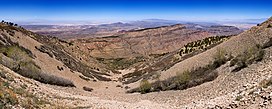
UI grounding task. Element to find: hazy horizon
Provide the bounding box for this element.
[1,0,271,25]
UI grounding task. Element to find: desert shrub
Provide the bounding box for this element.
[259,77,272,88]
[79,75,90,81]
[212,48,228,68]
[0,45,74,87]
[0,55,17,70]
[83,86,93,92]
[35,45,54,58]
[0,71,6,79]
[37,72,75,87]
[175,70,190,85]
[128,66,219,94]
[1,46,31,63]
[235,95,243,101]
[139,80,151,94]
[125,86,130,89]
[57,66,63,71]
[116,85,123,88]
[268,24,272,28]
[0,81,19,108]
[231,45,265,72]
[17,62,75,87]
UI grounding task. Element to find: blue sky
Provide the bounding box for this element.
[0,0,271,24]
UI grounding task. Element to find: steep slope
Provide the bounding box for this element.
[0,22,112,90]
[160,17,272,80]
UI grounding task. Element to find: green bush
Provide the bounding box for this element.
[139,80,151,94]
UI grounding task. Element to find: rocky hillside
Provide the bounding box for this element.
[0,17,271,108]
[0,21,115,88]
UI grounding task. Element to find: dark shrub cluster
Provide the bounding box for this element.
[79,75,90,81]
[35,46,54,58]
[268,24,272,28]
[1,20,18,27]
[180,35,230,56]
[57,66,64,71]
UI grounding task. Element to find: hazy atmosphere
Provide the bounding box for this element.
[1,0,271,24]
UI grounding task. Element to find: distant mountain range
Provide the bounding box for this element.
[22,19,245,39]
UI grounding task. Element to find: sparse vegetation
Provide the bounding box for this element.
[0,70,50,108]
[0,45,75,87]
[0,80,19,108]
[230,44,265,72]
[102,35,120,38]
[79,75,90,81]
[97,56,145,70]
[259,77,272,88]
[235,95,243,101]
[35,45,54,58]
[149,53,168,58]
[139,80,151,94]
[175,70,190,86]
[83,86,93,92]
[35,44,111,81]
[128,48,231,94]
[212,48,229,68]
[19,66,75,87]
[57,66,64,71]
